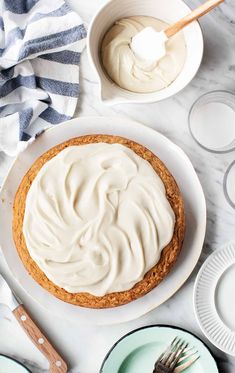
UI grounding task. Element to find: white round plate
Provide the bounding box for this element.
[194,241,235,356]
[0,117,206,325]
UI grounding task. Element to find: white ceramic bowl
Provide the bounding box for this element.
[87,0,204,105]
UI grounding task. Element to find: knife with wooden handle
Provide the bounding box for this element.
[0,273,67,373]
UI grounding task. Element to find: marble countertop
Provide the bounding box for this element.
[0,0,235,372]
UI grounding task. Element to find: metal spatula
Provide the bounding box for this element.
[0,273,67,373]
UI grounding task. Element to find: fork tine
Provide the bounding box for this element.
[162,338,183,367]
[182,346,194,353]
[165,340,182,366]
[160,346,172,364]
[161,337,180,365]
[171,337,178,346]
[177,349,198,363]
[154,352,164,366]
[174,354,200,373]
[160,337,178,364]
[168,340,188,368]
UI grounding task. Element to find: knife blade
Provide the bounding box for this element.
[0,273,67,373]
[0,273,21,311]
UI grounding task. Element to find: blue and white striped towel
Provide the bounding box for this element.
[0,0,86,156]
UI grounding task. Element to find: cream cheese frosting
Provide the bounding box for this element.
[23,143,175,296]
[101,16,187,93]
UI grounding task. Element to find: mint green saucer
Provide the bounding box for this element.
[0,355,31,373]
[100,325,218,373]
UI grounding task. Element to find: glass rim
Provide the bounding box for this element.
[223,160,235,210]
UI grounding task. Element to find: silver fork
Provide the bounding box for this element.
[153,337,199,373]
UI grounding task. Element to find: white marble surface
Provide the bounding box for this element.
[0,0,235,372]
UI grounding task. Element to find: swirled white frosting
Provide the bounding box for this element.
[101,16,186,93]
[23,143,175,296]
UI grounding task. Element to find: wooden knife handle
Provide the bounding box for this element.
[13,304,67,373]
[165,0,224,38]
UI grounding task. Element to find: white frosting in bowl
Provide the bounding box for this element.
[23,143,175,296]
[101,16,186,93]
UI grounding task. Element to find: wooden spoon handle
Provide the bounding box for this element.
[13,305,67,373]
[165,0,224,38]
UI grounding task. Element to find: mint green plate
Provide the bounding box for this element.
[100,326,218,373]
[0,355,31,373]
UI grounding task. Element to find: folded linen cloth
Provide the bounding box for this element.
[0,0,86,156]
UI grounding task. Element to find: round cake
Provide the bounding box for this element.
[13,135,185,308]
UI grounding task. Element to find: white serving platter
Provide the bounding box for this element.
[0,116,206,325]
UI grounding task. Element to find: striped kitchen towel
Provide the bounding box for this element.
[0,0,86,156]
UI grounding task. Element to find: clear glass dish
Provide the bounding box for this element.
[189,91,235,209]
[188,91,235,153]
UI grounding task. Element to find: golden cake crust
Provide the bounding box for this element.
[13,134,185,308]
